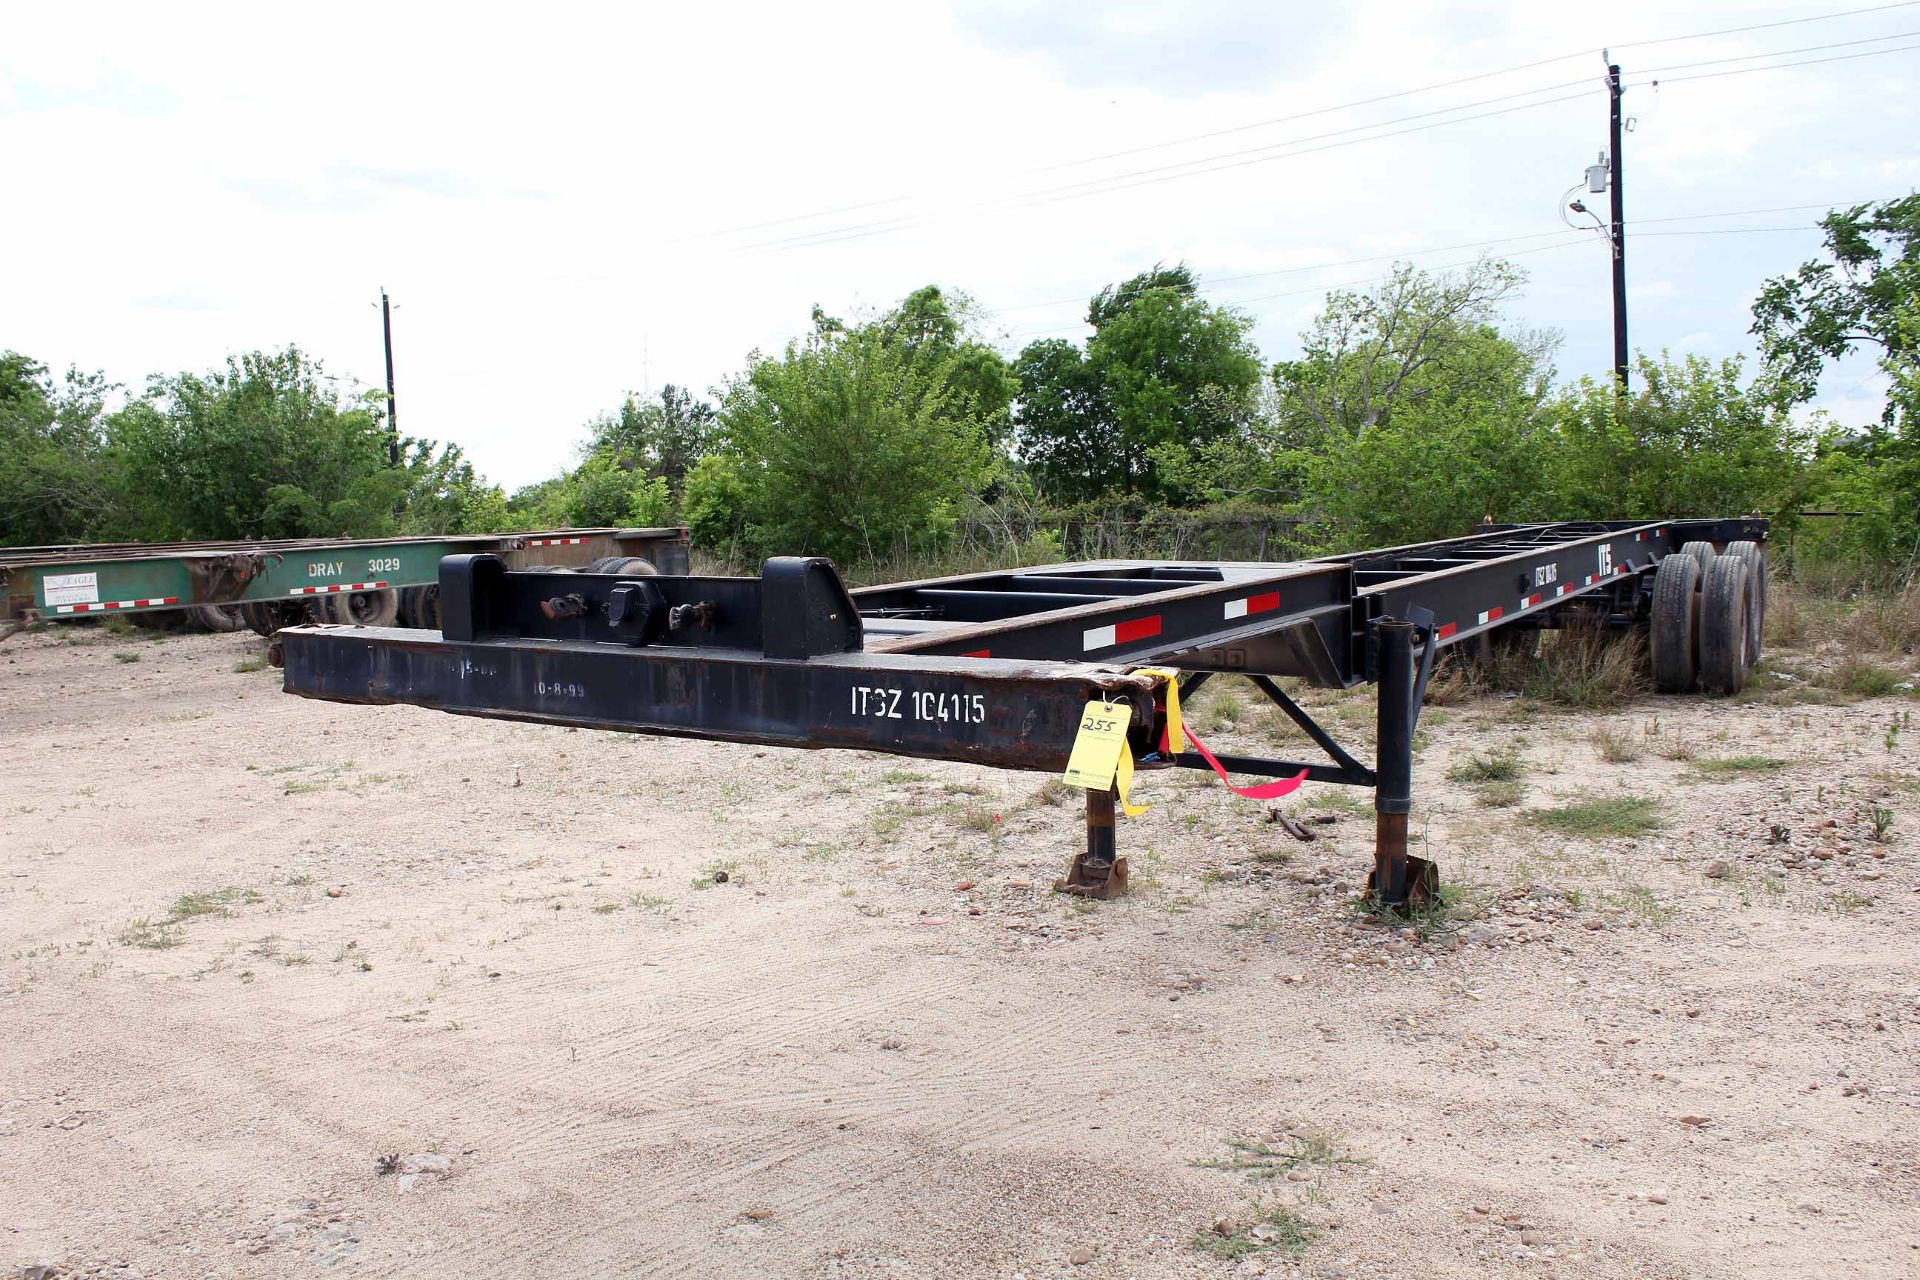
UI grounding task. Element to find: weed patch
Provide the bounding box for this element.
[1474,779,1524,808]
[1589,724,1640,763]
[1692,755,1788,776]
[1528,794,1664,839]
[1191,1130,1360,1179]
[1445,748,1522,782]
[1191,1205,1321,1260]
[1822,657,1906,698]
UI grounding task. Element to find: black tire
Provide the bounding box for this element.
[581,556,658,576]
[239,600,307,637]
[1699,555,1751,695]
[1651,552,1700,694]
[1678,540,1717,583]
[186,604,246,633]
[318,588,400,627]
[400,583,441,630]
[1722,540,1765,664]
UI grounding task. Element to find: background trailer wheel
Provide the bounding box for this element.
[581,556,658,576]
[1699,555,1752,695]
[186,603,246,632]
[240,600,308,637]
[400,583,441,630]
[1722,539,1765,664]
[1678,539,1716,582]
[1651,552,1700,693]
[320,589,400,627]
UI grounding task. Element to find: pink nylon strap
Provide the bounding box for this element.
[1182,724,1309,800]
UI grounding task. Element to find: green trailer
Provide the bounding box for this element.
[0,527,689,636]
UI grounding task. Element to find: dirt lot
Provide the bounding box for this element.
[1,619,1916,1279]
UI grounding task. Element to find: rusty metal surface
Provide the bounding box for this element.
[276,624,1158,773]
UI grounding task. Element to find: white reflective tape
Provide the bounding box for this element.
[1082,623,1118,651]
[53,596,178,614]
[1224,598,1249,620]
[291,581,389,595]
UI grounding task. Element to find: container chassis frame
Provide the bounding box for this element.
[271,517,1767,907]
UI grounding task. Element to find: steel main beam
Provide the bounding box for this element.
[275,625,1158,773]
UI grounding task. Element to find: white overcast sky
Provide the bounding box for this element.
[3,1,1916,491]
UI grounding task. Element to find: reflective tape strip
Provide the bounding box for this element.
[289,581,390,595]
[1520,593,1543,609]
[54,597,178,614]
[1082,614,1163,651]
[1223,590,1282,621]
[1435,622,1457,640]
[1477,606,1505,626]
[529,537,587,547]
[960,648,990,658]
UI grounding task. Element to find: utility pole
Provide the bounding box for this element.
[380,288,399,467]
[1606,58,1629,392]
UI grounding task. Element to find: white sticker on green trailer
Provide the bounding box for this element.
[42,572,100,607]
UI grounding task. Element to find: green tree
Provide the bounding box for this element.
[1752,196,1920,568]
[687,290,998,563]
[1549,353,1820,523]
[102,347,501,540]
[558,454,673,527]
[1013,264,1261,503]
[582,384,717,487]
[0,353,119,545]
[1259,260,1558,546]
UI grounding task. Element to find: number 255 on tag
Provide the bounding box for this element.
[1062,703,1129,790]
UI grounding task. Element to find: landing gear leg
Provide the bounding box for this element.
[1055,785,1128,899]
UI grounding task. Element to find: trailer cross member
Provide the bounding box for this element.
[273,517,1768,911]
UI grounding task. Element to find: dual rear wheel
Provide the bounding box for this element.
[1651,539,1764,695]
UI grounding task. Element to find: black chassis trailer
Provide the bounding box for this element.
[273,517,1768,907]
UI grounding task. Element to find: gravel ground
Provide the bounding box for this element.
[1,620,1915,1279]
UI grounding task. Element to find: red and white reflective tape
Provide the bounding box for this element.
[529,536,588,547]
[1082,615,1162,651]
[54,596,177,614]
[1477,605,1505,626]
[1435,622,1458,640]
[960,648,991,659]
[1519,592,1544,610]
[1223,590,1281,621]
[289,581,390,595]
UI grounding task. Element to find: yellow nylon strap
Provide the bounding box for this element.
[1116,741,1150,817]
[1132,666,1183,759]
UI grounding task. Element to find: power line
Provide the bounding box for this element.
[749,88,1599,255]
[744,36,1919,257]
[991,196,1892,318]
[1001,211,1870,341]
[1638,27,1919,75]
[1645,38,1920,85]
[695,1,1920,250]
[1611,0,1920,51]
[1051,0,1920,175]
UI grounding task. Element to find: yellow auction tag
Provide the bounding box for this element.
[1062,699,1130,791]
